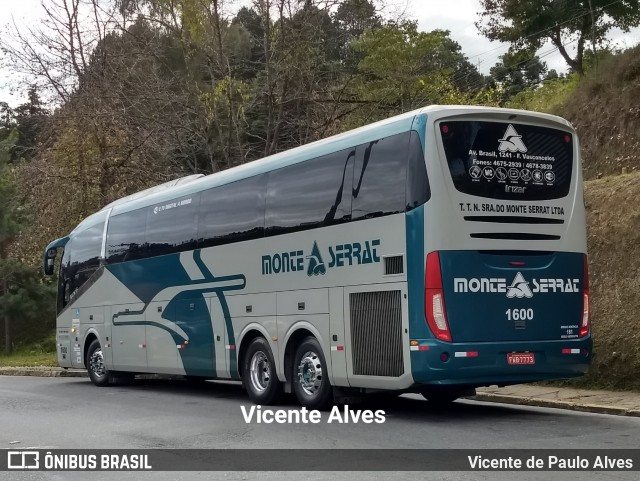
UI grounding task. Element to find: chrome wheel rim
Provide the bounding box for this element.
[297,351,322,396]
[89,348,106,378]
[249,351,272,393]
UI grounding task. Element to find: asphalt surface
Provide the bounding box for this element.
[1,376,639,481]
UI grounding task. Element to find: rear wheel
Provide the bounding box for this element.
[242,337,283,405]
[292,337,333,410]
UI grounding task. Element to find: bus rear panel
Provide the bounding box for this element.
[410,113,591,388]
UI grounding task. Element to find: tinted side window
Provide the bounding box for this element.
[406,130,430,210]
[106,208,147,264]
[58,244,72,311]
[69,221,105,295]
[146,194,200,257]
[265,149,354,236]
[72,222,104,271]
[352,132,409,221]
[198,175,266,248]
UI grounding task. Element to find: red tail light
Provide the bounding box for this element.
[580,254,590,338]
[425,252,452,342]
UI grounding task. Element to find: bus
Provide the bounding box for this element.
[43,105,591,409]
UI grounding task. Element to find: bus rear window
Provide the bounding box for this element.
[440,121,573,201]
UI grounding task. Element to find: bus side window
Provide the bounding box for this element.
[198,175,267,248]
[106,208,147,264]
[146,193,200,257]
[406,130,430,210]
[352,131,409,221]
[58,244,72,312]
[63,280,71,307]
[265,148,354,236]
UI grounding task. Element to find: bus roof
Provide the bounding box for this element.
[69,105,573,235]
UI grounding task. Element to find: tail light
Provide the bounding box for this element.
[580,254,590,337]
[425,252,452,342]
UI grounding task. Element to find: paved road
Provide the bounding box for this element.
[1,376,638,481]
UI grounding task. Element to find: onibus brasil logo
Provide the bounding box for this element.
[454,271,579,296]
[262,239,381,276]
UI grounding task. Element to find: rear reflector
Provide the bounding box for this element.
[454,351,479,358]
[562,348,580,355]
[425,252,452,342]
[410,345,430,351]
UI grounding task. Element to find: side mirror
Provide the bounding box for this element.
[44,248,56,275]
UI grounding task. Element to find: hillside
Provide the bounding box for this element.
[584,172,640,389]
[510,47,640,389]
[558,46,640,180]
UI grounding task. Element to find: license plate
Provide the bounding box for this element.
[507,352,535,365]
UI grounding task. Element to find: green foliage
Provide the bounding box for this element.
[507,74,580,113]
[0,333,57,367]
[0,258,56,350]
[0,129,22,254]
[477,0,640,75]
[490,50,548,104]
[0,91,56,352]
[348,21,478,121]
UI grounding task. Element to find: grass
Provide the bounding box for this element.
[0,350,57,367]
[0,333,58,367]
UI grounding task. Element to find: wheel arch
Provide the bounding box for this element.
[82,328,101,369]
[237,323,274,379]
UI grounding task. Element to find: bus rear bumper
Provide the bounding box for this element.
[410,337,592,387]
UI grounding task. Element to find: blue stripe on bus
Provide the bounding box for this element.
[405,204,429,342]
[107,251,245,378]
[193,249,239,378]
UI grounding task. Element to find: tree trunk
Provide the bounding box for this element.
[3,277,10,353]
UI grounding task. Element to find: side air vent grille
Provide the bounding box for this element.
[350,290,403,377]
[470,233,561,241]
[464,216,564,225]
[384,256,404,275]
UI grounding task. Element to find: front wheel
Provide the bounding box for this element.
[86,339,110,387]
[242,337,283,405]
[292,337,333,410]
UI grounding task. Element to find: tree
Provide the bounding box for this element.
[0,128,54,352]
[476,0,640,76]
[348,22,473,121]
[490,50,548,103]
[9,87,48,162]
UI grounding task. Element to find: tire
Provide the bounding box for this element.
[421,387,476,406]
[292,337,333,410]
[242,337,283,405]
[86,339,111,387]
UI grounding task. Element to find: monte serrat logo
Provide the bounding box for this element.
[498,124,528,153]
[307,241,326,276]
[262,239,381,276]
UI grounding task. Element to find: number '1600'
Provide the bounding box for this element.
[505,308,534,321]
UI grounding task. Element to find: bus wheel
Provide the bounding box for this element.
[86,339,111,387]
[242,337,282,405]
[292,337,332,410]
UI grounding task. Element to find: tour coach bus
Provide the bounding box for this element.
[43,105,591,408]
